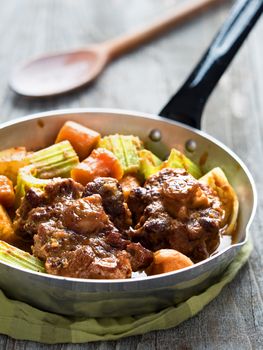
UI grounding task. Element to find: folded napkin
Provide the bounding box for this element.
[0,239,252,344]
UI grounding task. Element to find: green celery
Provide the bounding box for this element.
[28,140,79,178]
[139,149,162,179]
[16,141,79,203]
[140,148,202,179]
[99,134,142,174]
[164,149,202,179]
[0,240,45,273]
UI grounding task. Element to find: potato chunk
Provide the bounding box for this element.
[0,147,29,184]
[146,249,193,275]
[0,175,15,207]
[0,204,19,244]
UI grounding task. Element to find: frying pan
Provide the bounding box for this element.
[0,0,261,317]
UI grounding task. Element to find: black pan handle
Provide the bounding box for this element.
[159,0,263,129]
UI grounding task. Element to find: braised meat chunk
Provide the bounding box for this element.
[83,177,132,230]
[14,178,84,238]
[45,244,132,280]
[128,168,224,262]
[126,242,154,271]
[62,195,110,235]
[15,178,152,279]
[35,225,133,279]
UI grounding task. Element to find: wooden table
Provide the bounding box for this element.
[0,0,262,348]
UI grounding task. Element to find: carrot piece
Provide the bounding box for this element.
[146,249,193,275]
[55,121,101,161]
[71,148,123,185]
[0,175,15,207]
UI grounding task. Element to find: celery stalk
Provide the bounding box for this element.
[140,148,202,179]
[16,141,79,203]
[0,240,45,272]
[16,165,49,201]
[164,149,202,179]
[99,134,142,174]
[139,149,162,178]
[28,140,79,178]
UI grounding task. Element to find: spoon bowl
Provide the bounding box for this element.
[10,48,108,97]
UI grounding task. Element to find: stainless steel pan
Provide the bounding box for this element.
[0,0,261,317]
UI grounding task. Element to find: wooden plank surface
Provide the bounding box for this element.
[0,0,262,348]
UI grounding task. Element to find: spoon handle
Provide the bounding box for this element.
[160,0,263,129]
[103,0,225,60]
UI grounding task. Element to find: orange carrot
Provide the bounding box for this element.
[71,148,123,185]
[0,175,15,207]
[55,121,101,161]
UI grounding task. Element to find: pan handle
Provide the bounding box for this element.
[159,0,263,129]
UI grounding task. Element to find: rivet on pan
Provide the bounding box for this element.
[185,139,197,152]
[149,129,162,142]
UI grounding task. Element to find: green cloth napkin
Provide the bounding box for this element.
[0,239,252,344]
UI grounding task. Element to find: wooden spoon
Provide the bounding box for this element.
[9,0,224,98]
